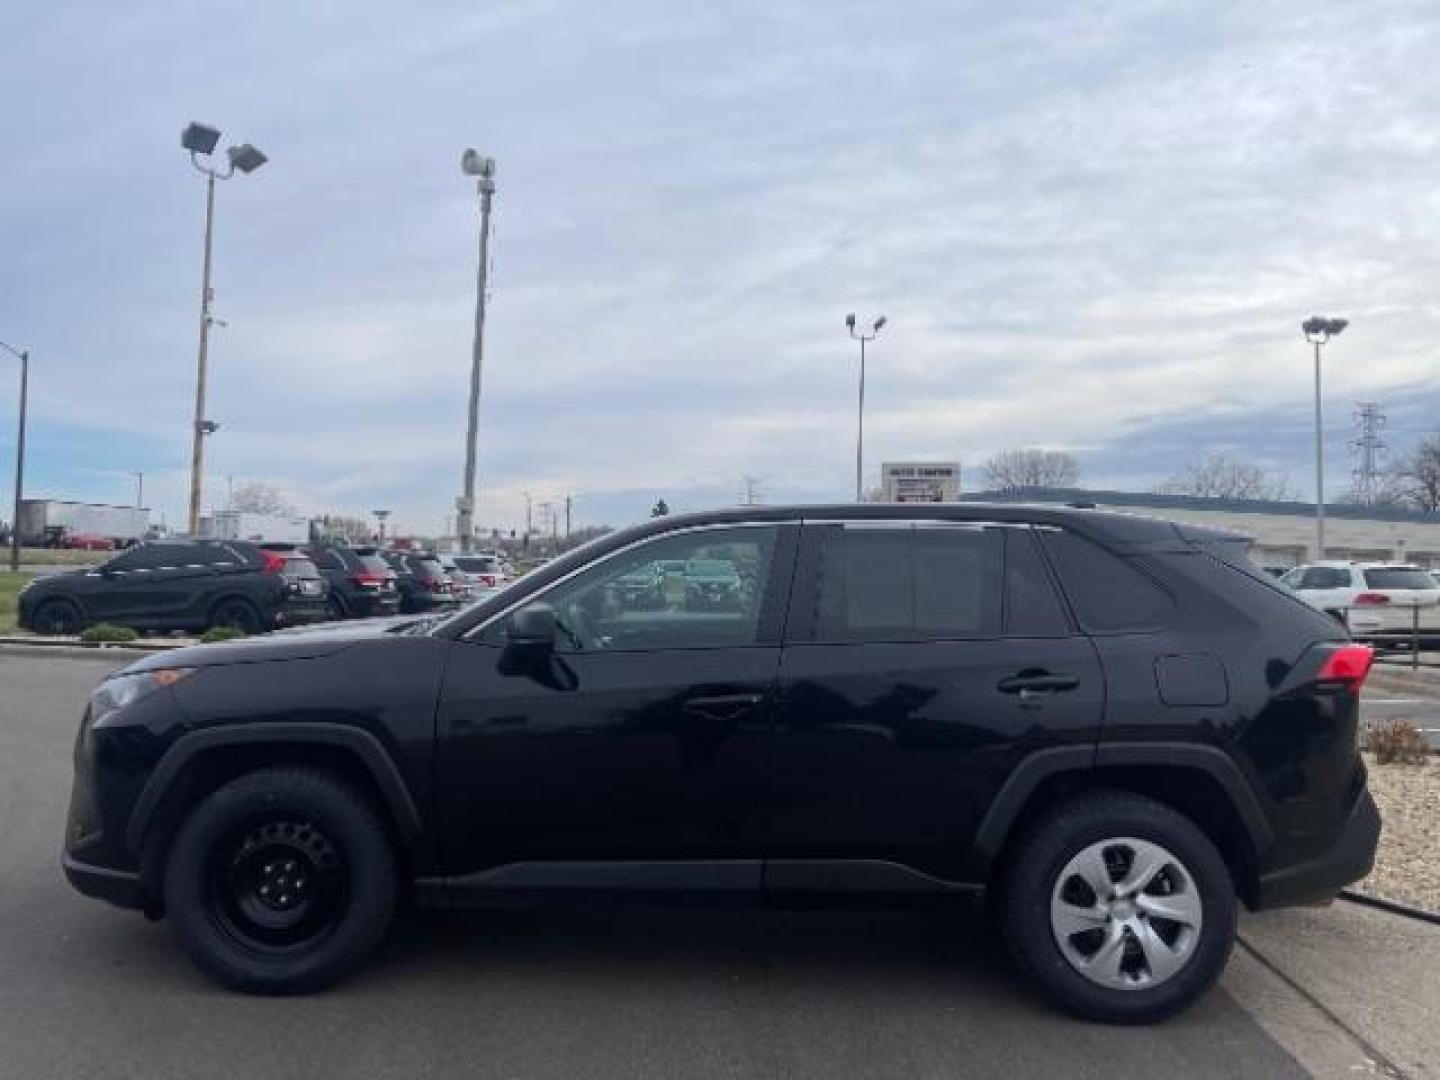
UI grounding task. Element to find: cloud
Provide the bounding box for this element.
[4,0,1440,533]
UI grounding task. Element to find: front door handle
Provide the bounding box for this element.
[683,692,764,721]
[996,672,1080,696]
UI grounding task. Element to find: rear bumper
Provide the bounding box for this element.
[1253,789,1381,909]
[275,600,330,626]
[62,853,145,911]
[350,594,401,617]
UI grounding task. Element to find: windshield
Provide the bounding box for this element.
[356,554,390,574]
[280,555,321,579]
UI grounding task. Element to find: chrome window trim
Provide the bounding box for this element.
[462,519,788,640]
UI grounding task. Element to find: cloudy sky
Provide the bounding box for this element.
[3,0,1440,536]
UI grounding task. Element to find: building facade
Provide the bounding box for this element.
[960,487,1440,569]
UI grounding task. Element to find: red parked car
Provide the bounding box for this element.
[62,532,114,551]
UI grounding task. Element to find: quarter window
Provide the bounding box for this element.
[1038,529,1173,633]
[811,525,1002,642]
[1004,529,1071,636]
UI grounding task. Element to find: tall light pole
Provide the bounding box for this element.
[457,149,497,555]
[845,313,887,501]
[181,121,267,535]
[1,339,28,572]
[132,471,144,509]
[1302,316,1349,559]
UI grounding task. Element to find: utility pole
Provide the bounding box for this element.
[844,314,887,501]
[523,490,533,537]
[132,471,144,509]
[181,121,267,535]
[456,150,497,555]
[1302,317,1348,559]
[0,340,28,573]
[564,495,572,540]
[1351,403,1386,506]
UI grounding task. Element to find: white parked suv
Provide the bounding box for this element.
[1280,561,1440,640]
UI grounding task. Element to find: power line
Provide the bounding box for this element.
[1350,402,1387,505]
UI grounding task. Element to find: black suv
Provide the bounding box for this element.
[62,506,1380,1022]
[305,545,401,620]
[380,550,456,613]
[19,539,329,636]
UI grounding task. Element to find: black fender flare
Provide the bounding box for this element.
[974,741,1274,860]
[125,722,424,854]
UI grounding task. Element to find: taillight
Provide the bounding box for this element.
[352,572,387,587]
[1315,644,1374,688]
[259,550,286,575]
[1352,592,1391,606]
[479,574,497,587]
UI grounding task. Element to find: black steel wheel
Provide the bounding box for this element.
[163,768,397,994]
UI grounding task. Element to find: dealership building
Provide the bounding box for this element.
[953,487,1440,570]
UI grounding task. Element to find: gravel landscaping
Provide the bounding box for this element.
[1357,752,1440,913]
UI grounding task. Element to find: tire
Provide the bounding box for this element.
[162,767,398,994]
[210,598,263,635]
[999,790,1236,1024]
[326,596,349,621]
[31,599,84,636]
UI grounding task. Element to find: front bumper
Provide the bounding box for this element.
[1253,789,1381,909]
[63,853,144,911]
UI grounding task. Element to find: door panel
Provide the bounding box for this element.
[767,636,1103,882]
[764,522,1105,885]
[436,643,779,875]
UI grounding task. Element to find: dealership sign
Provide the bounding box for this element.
[881,462,960,503]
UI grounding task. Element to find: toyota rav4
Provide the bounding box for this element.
[62,505,1380,1023]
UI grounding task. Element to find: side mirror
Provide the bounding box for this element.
[506,604,556,649]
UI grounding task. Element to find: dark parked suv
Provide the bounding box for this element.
[62,505,1380,1022]
[380,550,456,613]
[306,545,401,620]
[19,539,329,635]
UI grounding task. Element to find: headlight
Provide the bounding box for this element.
[91,668,195,720]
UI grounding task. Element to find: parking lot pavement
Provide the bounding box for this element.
[0,655,1419,1080]
[1362,689,1440,751]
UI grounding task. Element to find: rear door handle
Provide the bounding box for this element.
[684,692,764,720]
[996,672,1080,696]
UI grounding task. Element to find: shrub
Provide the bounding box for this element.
[1364,719,1431,765]
[200,625,246,644]
[80,623,138,645]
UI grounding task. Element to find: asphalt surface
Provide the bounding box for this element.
[0,653,1384,1079]
[1362,684,1440,750]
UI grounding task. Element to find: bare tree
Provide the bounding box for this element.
[229,482,295,516]
[1387,435,1440,512]
[1155,453,1294,501]
[983,448,1080,491]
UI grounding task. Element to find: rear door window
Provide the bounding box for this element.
[810,525,1002,642]
[1298,567,1352,590]
[1038,529,1173,633]
[1003,529,1072,636]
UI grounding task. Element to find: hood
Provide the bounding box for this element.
[117,615,430,675]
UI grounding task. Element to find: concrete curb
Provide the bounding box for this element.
[0,634,184,652]
[0,644,154,661]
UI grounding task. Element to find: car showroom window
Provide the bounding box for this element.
[517,527,777,652]
[813,525,1002,642]
[1038,528,1174,633]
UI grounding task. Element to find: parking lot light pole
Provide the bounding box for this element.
[1302,316,1349,559]
[181,121,267,535]
[457,150,497,555]
[1,339,28,572]
[845,314,887,501]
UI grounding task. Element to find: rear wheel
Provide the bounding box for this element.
[325,596,349,621]
[31,599,83,636]
[210,599,262,635]
[162,768,397,994]
[999,790,1236,1024]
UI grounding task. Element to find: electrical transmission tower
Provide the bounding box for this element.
[740,474,763,505]
[1350,402,1387,505]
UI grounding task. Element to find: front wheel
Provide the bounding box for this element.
[162,768,398,994]
[999,790,1236,1024]
[30,599,84,636]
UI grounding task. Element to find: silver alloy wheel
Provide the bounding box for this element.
[1049,836,1203,990]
